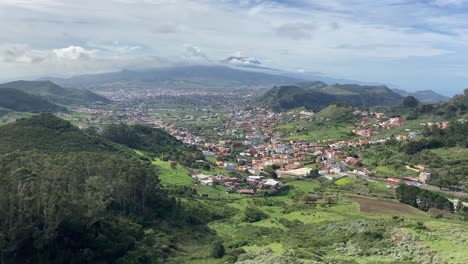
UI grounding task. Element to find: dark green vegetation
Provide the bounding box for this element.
[0,88,65,113]
[396,185,453,211]
[0,114,115,154]
[0,80,109,106]
[389,89,467,121]
[102,124,204,167]
[261,82,403,111]
[0,114,216,263]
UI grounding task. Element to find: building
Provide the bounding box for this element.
[386,177,400,188]
[277,167,312,179]
[419,172,431,184]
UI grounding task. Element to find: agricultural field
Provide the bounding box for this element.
[152,158,195,186]
[167,178,468,264]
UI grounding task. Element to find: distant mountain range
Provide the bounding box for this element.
[260,81,403,111]
[45,64,450,105]
[392,89,449,103]
[48,65,302,90]
[0,80,109,113]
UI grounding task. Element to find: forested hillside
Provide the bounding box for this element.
[0,88,65,113]
[261,82,402,111]
[0,114,213,263]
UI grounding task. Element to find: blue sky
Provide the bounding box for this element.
[0,0,467,95]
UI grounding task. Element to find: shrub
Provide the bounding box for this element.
[243,206,268,223]
[210,242,225,259]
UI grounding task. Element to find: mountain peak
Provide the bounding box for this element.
[223,52,261,65]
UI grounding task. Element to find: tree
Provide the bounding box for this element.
[210,242,225,259]
[243,206,268,223]
[402,96,420,108]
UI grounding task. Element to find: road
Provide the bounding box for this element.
[348,172,468,198]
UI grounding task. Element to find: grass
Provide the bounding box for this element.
[430,147,468,161]
[243,242,284,255]
[334,176,357,185]
[415,221,468,264]
[283,125,351,142]
[152,159,194,186]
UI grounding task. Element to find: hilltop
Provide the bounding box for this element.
[260,82,403,111]
[392,88,450,103]
[0,88,66,113]
[0,113,115,153]
[0,80,110,106]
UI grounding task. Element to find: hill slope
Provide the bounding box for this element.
[261,82,403,111]
[0,114,212,263]
[0,113,115,153]
[0,80,110,106]
[102,123,203,166]
[0,88,66,113]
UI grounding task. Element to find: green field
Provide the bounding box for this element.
[430,147,468,161]
[152,158,195,186]
[283,125,351,142]
[334,176,358,185]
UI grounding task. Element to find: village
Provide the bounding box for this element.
[69,90,458,198]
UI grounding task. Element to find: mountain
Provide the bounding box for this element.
[0,88,66,113]
[0,80,110,106]
[392,88,449,103]
[48,65,302,90]
[261,82,403,111]
[223,55,261,65]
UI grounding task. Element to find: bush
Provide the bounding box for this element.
[243,206,268,223]
[210,242,225,259]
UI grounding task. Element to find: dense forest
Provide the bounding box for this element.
[0,114,215,263]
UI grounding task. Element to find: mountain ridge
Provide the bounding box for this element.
[261,82,403,111]
[0,80,110,106]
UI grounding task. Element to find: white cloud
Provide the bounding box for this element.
[0,0,467,93]
[52,46,97,60]
[274,22,317,40]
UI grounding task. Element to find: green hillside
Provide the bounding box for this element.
[102,123,204,166]
[0,80,110,106]
[0,113,116,154]
[0,88,66,113]
[0,114,218,263]
[261,82,403,111]
[317,104,355,122]
[388,90,468,120]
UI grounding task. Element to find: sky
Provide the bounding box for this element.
[0,0,468,95]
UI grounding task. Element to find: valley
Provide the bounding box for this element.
[0,77,466,263]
